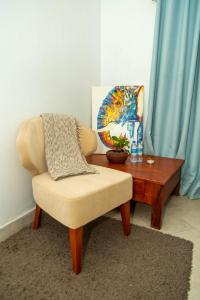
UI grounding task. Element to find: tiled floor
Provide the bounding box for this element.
[107,196,200,300]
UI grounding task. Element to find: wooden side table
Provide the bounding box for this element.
[86,154,184,230]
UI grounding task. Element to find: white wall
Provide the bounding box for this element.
[101,0,156,125]
[0,0,100,227]
[0,0,156,229]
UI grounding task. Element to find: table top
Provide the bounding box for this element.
[86,154,184,186]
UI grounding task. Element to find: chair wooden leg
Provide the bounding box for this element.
[69,227,84,274]
[32,204,42,230]
[120,201,131,236]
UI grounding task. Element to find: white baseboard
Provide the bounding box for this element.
[0,207,35,242]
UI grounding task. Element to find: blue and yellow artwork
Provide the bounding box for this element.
[92,85,144,154]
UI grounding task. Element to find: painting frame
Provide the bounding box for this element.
[92,85,144,154]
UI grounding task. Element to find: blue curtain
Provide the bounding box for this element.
[144,0,200,199]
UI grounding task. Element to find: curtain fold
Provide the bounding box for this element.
[144,0,200,199]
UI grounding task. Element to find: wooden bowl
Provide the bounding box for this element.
[106,150,129,164]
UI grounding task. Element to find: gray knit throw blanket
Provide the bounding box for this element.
[41,113,97,180]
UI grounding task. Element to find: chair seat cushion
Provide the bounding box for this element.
[32,165,132,229]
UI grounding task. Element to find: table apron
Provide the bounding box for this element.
[132,169,181,205]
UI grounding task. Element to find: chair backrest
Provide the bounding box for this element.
[16,117,97,176]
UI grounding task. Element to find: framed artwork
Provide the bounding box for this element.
[92,85,144,154]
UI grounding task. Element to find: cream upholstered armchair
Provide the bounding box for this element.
[16,117,132,274]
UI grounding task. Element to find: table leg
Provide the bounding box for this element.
[120,201,131,236]
[151,199,162,230]
[131,199,137,213]
[173,181,180,196]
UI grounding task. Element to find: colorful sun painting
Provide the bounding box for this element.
[92,85,144,154]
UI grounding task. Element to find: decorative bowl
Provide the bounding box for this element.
[106,150,129,164]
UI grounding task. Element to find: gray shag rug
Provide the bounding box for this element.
[0,215,193,300]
